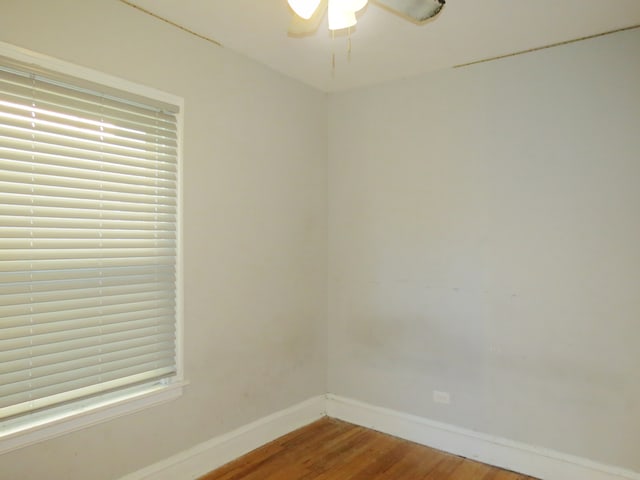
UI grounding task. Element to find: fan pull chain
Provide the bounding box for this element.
[331,29,336,78]
[347,27,352,62]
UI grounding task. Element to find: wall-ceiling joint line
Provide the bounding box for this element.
[118,0,224,48]
[453,24,640,69]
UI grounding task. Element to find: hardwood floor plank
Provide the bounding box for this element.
[372,444,445,479]
[205,440,285,480]
[447,458,494,478]
[306,430,393,478]
[198,418,539,480]
[481,468,528,479]
[419,455,465,479]
[349,442,412,479]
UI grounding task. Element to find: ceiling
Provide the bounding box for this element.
[125,0,640,92]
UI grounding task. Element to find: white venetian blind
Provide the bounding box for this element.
[0,58,179,421]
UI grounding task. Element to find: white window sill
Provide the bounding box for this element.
[0,380,187,455]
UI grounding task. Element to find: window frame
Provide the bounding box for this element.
[0,41,185,455]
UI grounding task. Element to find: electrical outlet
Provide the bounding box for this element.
[433,390,451,405]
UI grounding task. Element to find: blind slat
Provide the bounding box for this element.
[0,98,178,144]
[0,322,176,358]
[0,69,178,127]
[0,366,176,420]
[0,156,177,190]
[0,338,176,374]
[0,348,175,388]
[0,113,177,156]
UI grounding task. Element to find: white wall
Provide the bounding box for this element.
[328,28,640,472]
[0,1,327,479]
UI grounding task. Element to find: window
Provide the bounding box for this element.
[0,44,183,451]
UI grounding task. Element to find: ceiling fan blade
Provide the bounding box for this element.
[372,0,445,24]
[288,0,328,36]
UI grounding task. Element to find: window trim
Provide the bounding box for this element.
[0,41,185,454]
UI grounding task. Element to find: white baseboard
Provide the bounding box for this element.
[326,394,640,480]
[120,394,640,480]
[119,395,326,480]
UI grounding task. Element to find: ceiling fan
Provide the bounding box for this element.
[287,0,446,35]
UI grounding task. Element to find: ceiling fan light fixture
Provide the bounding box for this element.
[286,0,445,38]
[288,0,322,20]
[344,0,369,12]
[328,0,358,31]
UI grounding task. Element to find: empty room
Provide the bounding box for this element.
[0,1,639,479]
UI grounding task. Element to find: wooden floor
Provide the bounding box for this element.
[199,417,539,480]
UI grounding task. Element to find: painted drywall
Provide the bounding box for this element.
[328,28,640,471]
[0,1,327,479]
